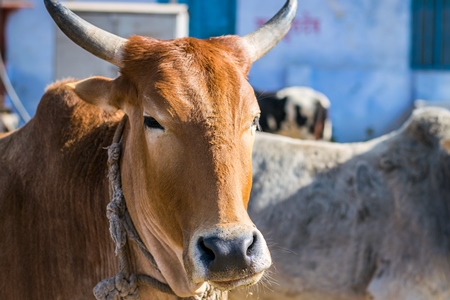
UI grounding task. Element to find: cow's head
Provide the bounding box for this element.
[45,0,297,297]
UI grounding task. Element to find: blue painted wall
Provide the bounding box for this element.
[238,0,413,142]
[6,0,54,118]
[5,0,450,142]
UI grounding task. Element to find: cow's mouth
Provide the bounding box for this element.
[208,271,264,290]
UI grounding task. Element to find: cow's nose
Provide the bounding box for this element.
[197,233,257,272]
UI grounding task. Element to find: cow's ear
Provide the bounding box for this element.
[66,76,131,112]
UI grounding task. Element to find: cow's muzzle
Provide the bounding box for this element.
[188,226,271,290]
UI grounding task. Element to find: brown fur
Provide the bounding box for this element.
[0,35,266,299]
[0,81,122,299]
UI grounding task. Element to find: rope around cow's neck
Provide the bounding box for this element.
[93,115,176,299]
[93,116,223,300]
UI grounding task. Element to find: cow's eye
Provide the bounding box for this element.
[144,116,164,130]
[251,116,261,132]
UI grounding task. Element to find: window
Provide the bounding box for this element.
[411,0,450,69]
[158,0,236,39]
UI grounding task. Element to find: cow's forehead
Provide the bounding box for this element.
[121,36,257,124]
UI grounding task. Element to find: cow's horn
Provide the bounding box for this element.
[243,0,298,62]
[44,0,126,67]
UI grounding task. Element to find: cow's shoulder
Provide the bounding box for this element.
[402,107,450,146]
[0,81,118,300]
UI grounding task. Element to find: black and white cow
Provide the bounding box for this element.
[255,86,332,140]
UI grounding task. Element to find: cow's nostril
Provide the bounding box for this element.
[246,234,257,256]
[198,237,215,263]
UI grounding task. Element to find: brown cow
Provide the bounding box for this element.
[0,0,297,299]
